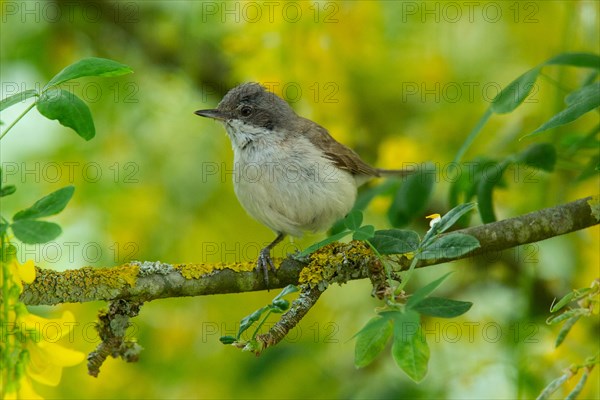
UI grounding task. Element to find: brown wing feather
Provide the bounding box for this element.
[298,117,380,177]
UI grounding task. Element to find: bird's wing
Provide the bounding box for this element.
[299,117,380,177]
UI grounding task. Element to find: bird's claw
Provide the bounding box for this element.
[257,247,276,289]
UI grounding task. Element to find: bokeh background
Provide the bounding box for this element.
[1,1,599,398]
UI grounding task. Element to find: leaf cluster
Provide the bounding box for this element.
[219,285,299,351]
[354,272,472,382]
[352,203,478,382]
[0,181,74,244]
[452,52,599,223]
[537,280,599,399]
[1,57,132,140]
[0,58,133,244]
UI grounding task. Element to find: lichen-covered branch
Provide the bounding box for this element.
[252,241,383,354]
[408,195,600,268]
[87,299,143,377]
[254,285,324,354]
[19,196,599,306]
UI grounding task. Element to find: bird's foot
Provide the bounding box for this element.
[257,247,277,289]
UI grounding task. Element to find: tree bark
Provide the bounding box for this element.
[19,196,599,306]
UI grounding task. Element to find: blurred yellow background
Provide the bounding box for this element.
[1,1,598,398]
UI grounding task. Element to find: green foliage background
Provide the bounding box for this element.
[1,1,598,398]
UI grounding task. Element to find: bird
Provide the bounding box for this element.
[195,82,412,287]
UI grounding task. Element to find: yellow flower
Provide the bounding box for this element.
[26,340,85,387]
[17,310,85,393]
[3,375,44,400]
[2,253,82,399]
[426,213,441,227]
[3,259,36,292]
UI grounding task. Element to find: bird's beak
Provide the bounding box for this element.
[194,109,228,120]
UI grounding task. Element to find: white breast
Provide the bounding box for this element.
[231,135,357,237]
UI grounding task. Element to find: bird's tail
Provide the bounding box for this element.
[376,167,417,178]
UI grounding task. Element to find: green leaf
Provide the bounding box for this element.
[546,308,589,325]
[476,160,510,224]
[392,325,429,383]
[544,52,600,69]
[0,89,38,111]
[526,82,600,137]
[219,335,237,345]
[518,143,557,172]
[566,368,591,400]
[10,220,62,244]
[237,306,268,339]
[0,223,8,236]
[354,316,394,368]
[13,186,75,220]
[344,210,363,230]
[448,159,497,213]
[555,315,580,348]
[411,297,473,318]
[387,309,421,339]
[36,89,95,140]
[45,57,133,89]
[550,292,574,313]
[550,287,593,312]
[491,67,541,114]
[417,233,480,261]
[270,299,290,313]
[297,230,350,257]
[581,70,599,87]
[1,185,16,197]
[566,82,600,106]
[352,225,375,240]
[369,229,420,255]
[423,202,478,243]
[406,272,453,308]
[454,53,599,165]
[272,284,298,302]
[388,164,435,227]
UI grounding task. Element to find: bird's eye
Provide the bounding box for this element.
[240,106,252,117]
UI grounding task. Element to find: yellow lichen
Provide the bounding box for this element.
[299,253,328,286]
[174,263,215,279]
[298,240,376,287]
[78,264,140,288]
[119,264,140,287]
[216,261,257,273]
[173,261,262,280]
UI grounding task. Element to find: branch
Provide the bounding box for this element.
[255,285,324,354]
[86,299,143,377]
[20,196,599,306]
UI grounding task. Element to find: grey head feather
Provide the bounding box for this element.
[219,82,379,177]
[217,83,296,131]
